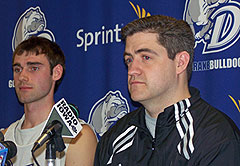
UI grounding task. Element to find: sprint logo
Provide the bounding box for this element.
[129,1,151,18]
[229,95,240,113]
[75,1,150,52]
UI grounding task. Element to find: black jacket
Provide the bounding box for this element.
[94,87,240,165]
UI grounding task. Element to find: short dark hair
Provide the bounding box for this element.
[121,15,195,80]
[13,36,65,92]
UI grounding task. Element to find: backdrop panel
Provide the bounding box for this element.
[0,0,239,138]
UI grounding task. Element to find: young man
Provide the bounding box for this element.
[94,15,240,165]
[3,36,97,165]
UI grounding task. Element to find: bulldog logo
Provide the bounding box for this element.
[88,90,130,137]
[12,6,55,51]
[183,0,240,54]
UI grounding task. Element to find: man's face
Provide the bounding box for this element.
[124,32,178,106]
[13,52,54,104]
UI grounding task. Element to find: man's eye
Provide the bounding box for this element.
[13,67,22,73]
[143,56,150,60]
[30,67,39,71]
[124,58,133,65]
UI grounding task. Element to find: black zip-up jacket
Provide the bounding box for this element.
[94,87,240,165]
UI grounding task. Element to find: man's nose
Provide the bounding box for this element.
[18,69,29,82]
[128,59,142,76]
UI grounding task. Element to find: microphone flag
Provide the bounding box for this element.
[0,142,7,166]
[42,98,82,138]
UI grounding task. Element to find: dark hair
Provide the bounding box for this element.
[13,36,65,92]
[121,15,195,80]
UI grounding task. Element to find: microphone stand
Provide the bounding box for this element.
[46,139,56,166]
[45,126,66,166]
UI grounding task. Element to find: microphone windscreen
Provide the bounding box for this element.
[42,98,82,138]
[1,141,17,160]
[68,103,80,117]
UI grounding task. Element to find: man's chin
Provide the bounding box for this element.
[18,97,33,104]
[130,94,146,103]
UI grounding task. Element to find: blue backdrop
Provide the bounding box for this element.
[0,0,239,138]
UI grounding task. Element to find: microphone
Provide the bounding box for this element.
[0,131,17,166]
[32,98,82,153]
[32,120,63,153]
[0,141,17,166]
[0,142,8,166]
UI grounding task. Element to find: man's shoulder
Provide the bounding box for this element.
[101,107,142,140]
[3,119,21,134]
[191,98,240,141]
[112,107,142,126]
[1,128,7,135]
[95,108,143,163]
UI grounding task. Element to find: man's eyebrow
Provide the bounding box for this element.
[12,63,21,68]
[123,52,132,58]
[123,48,159,58]
[12,62,43,67]
[26,62,43,66]
[135,48,158,55]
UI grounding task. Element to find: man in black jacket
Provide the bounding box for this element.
[94,15,240,165]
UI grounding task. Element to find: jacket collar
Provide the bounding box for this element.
[129,87,201,128]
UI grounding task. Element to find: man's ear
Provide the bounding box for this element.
[52,64,63,81]
[175,51,190,75]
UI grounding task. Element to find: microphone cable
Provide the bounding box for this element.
[32,150,40,166]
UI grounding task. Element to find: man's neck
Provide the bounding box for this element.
[22,99,55,129]
[144,85,191,119]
